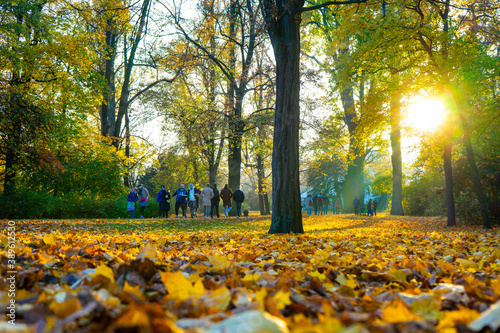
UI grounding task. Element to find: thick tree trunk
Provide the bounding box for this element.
[444,142,456,226]
[390,95,404,215]
[267,10,303,234]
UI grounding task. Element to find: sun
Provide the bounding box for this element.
[406,98,446,132]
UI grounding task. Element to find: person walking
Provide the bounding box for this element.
[323,195,330,215]
[157,186,171,218]
[373,199,378,216]
[156,185,166,218]
[312,194,319,215]
[201,183,214,219]
[220,184,233,218]
[305,194,313,216]
[335,199,341,214]
[137,184,149,218]
[317,193,325,215]
[187,184,201,218]
[210,184,220,218]
[233,186,245,218]
[172,184,188,218]
[367,199,373,216]
[353,196,360,215]
[127,188,139,218]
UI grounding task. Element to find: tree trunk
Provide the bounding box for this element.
[257,154,270,215]
[341,84,364,212]
[124,108,131,188]
[267,9,303,234]
[113,0,151,147]
[3,146,16,195]
[444,142,456,226]
[100,25,117,138]
[390,94,404,215]
[459,115,491,229]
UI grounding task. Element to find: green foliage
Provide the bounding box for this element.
[403,171,446,217]
[0,190,129,219]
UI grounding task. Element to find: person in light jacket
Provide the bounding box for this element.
[201,184,214,219]
[137,184,149,219]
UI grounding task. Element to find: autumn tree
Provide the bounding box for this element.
[164,0,267,198]
[259,0,368,233]
[0,0,98,195]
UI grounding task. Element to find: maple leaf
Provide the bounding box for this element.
[160,271,205,301]
[380,298,423,323]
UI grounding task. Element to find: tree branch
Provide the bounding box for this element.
[300,0,367,13]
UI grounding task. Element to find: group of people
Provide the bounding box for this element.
[353,196,378,216]
[303,193,342,216]
[127,183,245,219]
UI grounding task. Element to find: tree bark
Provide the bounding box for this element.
[341,84,364,212]
[257,154,270,215]
[266,7,303,234]
[390,94,404,215]
[113,0,151,147]
[459,115,491,229]
[100,23,117,138]
[444,142,456,226]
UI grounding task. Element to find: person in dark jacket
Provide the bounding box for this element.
[353,196,360,215]
[323,195,330,215]
[172,184,188,218]
[157,186,171,218]
[210,184,220,218]
[156,185,165,217]
[373,199,378,216]
[367,199,373,216]
[127,188,139,218]
[220,184,233,218]
[317,193,325,215]
[312,194,319,215]
[233,186,245,218]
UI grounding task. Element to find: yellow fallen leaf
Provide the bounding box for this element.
[491,278,500,296]
[203,287,231,310]
[388,268,410,283]
[308,270,326,281]
[381,298,422,323]
[207,255,231,270]
[49,297,82,319]
[160,271,205,301]
[43,234,55,245]
[92,264,115,283]
[456,259,478,269]
[115,305,150,327]
[242,272,260,282]
[437,306,480,331]
[336,273,357,289]
[273,291,291,310]
[136,243,157,260]
[123,281,145,301]
[255,288,267,310]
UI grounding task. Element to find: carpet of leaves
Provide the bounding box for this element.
[1,214,499,333]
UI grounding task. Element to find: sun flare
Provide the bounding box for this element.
[406,98,446,132]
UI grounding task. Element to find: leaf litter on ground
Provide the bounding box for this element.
[0,213,499,333]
